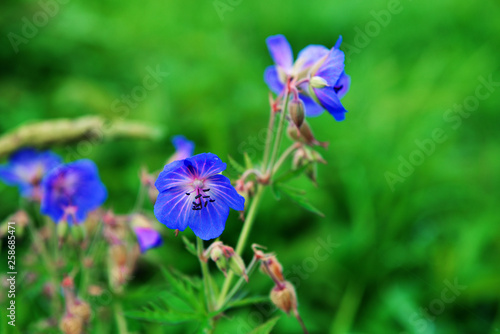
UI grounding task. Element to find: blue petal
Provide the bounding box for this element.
[154,186,194,232]
[296,45,329,70]
[266,34,293,72]
[313,87,347,121]
[134,227,163,253]
[264,65,284,94]
[189,198,230,240]
[155,160,191,192]
[186,153,226,179]
[0,167,21,186]
[334,72,351,99]
[205,174,245,210]
[171,135,195,161]
[334,35,342,49]
[299,94,324,117]
[315,48,345,86]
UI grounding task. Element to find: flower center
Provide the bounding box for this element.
[186,180,216,211]
[193,179,204,188]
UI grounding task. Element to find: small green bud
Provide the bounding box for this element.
[310,76,328,88]
[289,99,305,128]
[70,224,85,242]
[58,221,69,239]
[229,253,248,281]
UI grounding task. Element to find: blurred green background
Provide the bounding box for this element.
[1,0,500,333]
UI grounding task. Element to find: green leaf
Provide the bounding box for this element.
[182,236,198,256]
[247,316,281,334]
[125,268,207,325]
[244,152,254,169]
[275,183,325,217]
[273,163,309,184]
[226,296,269,309]
[227,154,246,174]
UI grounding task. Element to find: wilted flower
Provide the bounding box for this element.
[154,153,245,240]
[264,34,350,120]
[41,160,107,224]
[0,148,61,199]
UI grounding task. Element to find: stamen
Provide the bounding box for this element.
[204,201,208,207]
[203,196,210,198]
[209,199,215,202]
[195,194,202,199]
[185,192,191,196]
[202,188,210,192]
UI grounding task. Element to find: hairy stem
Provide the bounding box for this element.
[272,144,297,176]
[267,88,290,180]
[217,185,265,307]
[197,238,215,312]
[262,104,276,172]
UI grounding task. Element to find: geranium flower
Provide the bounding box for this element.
[264,34,350,120]
[154,153,245,240]
[0,148,62,199]
[41,160,107,224]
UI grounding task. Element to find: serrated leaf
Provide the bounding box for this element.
[247,316,281,334]
[275,184,324,217]
[160,268,204,312]
[182,236,198,256]
[227,155,246,174]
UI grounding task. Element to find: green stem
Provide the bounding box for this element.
[329,280,364,334]
[262,109,276,172]
[272,144,297,176]
[113,302,129,334]
[217,185,265,307]
[197,238,215,312]
[267,89,290,180]
[220,256,258,310]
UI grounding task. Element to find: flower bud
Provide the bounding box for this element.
[60,314,83,334]
[270,281,297,315]
[71,301,91,323]
[110,244,128,267]
[58,221,68,239]
[310,76,329,88]
[288,99,305,128]
[260,255,285,283]
[210,243,229,275]
[207,242,247,280]
[229,253,248,282]
[70,224,85,242]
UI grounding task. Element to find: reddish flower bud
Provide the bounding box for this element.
[270,281,297,315]
[260,255,285,283]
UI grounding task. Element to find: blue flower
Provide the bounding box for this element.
[0,148,62,199]
[133,227,163,253]
[264,34,350,121]
[154,153,245,240]
[41,160,107,224]
[170,135,195,162]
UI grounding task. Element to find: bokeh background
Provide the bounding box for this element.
[1,0,500,333]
